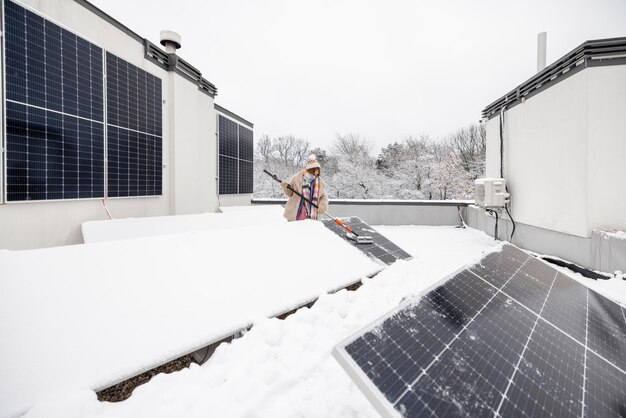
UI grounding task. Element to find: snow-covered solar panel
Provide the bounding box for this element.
[322,217,412,265]
[1,221,382,417]
[333,243,626,417]
[81,207,285,243]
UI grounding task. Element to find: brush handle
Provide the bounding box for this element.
[263,169,319,208]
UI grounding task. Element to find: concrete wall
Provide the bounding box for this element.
[0,0,219,249]
[485,64,626,238]
[465,205,625,273]
[252,199,469,226]
[219,195,253,207]
[252,199,625,273]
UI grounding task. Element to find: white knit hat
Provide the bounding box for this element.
[305,154,321,170]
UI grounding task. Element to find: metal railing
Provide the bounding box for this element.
[144,40,218,97]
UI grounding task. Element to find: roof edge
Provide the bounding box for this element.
[75,0,217,97]
[215,103,254,128]
[482,36,626,120]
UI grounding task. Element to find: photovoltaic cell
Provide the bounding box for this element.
[4,0,105,201]
[585,351,626,418]
[106,52,162,197]
[239,126,254,162]
[218,115,254,195]
[321,217,412,265]
[334,243,626,417]
[239,160,253,194]
[587,290,626,371]
[500,320,585,417]
[219,155,238,195]
[218,116,238,158]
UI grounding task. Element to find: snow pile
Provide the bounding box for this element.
[0,220,380,418]
[16,226,497,418]
[82,205,285,243]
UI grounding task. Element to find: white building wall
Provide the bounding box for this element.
[0,0,220,249]
[219,195,252,207]
[171,75,217,214]
[485,64,626,238]
[587,65,626,233]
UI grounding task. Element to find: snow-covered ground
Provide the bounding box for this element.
[4,223,625,418]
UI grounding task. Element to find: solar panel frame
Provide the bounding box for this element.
[333,262,474,418]
[333,243,626,418]
[2,0,108,203]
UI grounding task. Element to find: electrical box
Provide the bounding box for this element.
[474,178,510,208]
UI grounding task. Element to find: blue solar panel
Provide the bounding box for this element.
[4,0,104,201]
[105,52,162,197]
[334,243,626,417]
[218,115,253,195]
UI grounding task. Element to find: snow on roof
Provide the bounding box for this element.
[5,224,623,417]
[13,225,498,417]
[0,219,380,418]
[82,205,285,243]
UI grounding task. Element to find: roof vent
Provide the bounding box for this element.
[537,32,547,73]
[160,30,181,53]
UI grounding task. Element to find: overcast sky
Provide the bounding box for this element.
[89,0,626,152]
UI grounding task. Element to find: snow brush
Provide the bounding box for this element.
[263,169,373,245]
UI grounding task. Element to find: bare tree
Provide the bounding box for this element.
[255,134,273,163]
[331,133,373,163]
[274,135,310,169]
[447,123,486,179]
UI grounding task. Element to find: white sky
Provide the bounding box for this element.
[89,0,626,151]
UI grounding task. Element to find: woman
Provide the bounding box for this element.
[280,154,329,221]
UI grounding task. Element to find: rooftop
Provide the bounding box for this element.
[1,209,624,417]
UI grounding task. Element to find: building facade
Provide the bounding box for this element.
[476,37,626,271]
[0,0,253,249]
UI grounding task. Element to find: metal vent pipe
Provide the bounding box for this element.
[537,32,547,72]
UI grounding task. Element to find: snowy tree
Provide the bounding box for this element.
[253,124,485,200]
[253,134,311,198]
[327,133,387,199]
[310,147,338,177]
[447,123,486,181]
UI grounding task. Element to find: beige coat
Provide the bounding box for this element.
[281,169,329,221]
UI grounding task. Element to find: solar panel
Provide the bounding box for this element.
[333,243,626,417]
[219,155,238,195]
[238,126,253,193]
[106,52,162,197]
[321,217,412,265]
[4,0,105,201]
[218,115,253,195]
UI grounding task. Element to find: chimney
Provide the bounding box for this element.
[537,32,547,73]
